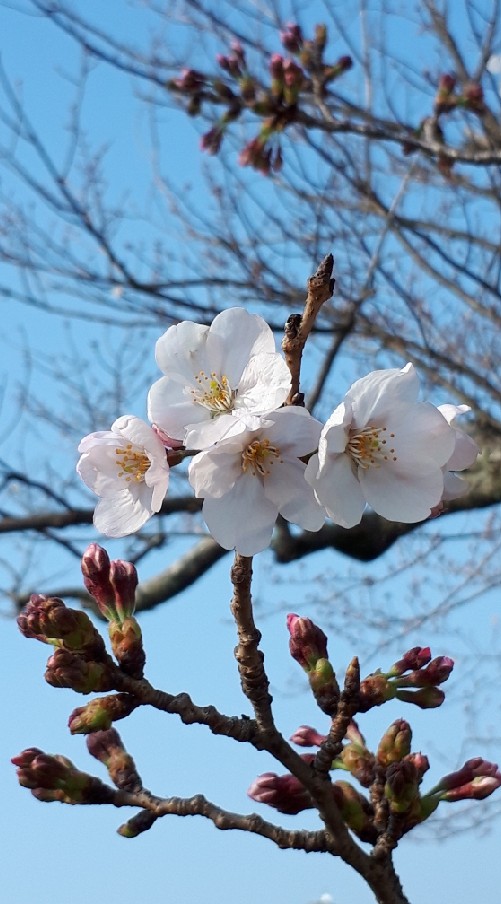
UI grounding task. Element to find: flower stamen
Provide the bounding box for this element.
[190,371,236,417]
[116,444,150,483]
[347,426,397,469]
[242,438,282,477]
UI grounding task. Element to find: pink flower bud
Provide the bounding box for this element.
[280,23,303,53]
[172,68,205,92]
[287,613,329,671]
[108,560,138,621]
[289,725,327,747]
[389,646,431,676]
[248,755,314,814]
[337,55,353,71]
[395,656,454,689]
[438,72,456,94]
[462,82,484,109]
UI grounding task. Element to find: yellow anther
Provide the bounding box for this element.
[115,444,150,483]
[347,426,397,469]
[241,438,282,477]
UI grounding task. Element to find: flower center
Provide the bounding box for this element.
[191,371,236,417]
[241,438,282,477]
[347,426,397,469]
[116,444,150,482]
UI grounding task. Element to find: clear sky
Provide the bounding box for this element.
[2,4,500,904]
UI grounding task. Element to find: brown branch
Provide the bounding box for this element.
[282,254,335,405]
[113,789,332,851]
[229,554,274,731]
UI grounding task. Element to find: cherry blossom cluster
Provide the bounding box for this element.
[77,307,478,556]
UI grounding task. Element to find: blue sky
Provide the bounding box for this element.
[2,3,500,903]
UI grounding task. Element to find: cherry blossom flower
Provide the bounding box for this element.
[437,404,479,500]
[77,416,170,537]
[147,307,291,448]
[305,364,456,527]
[188,407,325,555]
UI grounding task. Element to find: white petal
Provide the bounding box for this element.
[442,472,470,500]
[112,415,167,459]
[384,402,455,472]
[155,321,211,382]
[347,363,419,428]
[148,376,208,441]
[78,430,117,453]
[185,412,254,449]
[236,353,291,414]
[93,489,152,537]
[319,402,351,460]
[188,448,242,498]
[264,459,325,531]
[360,465,444,522]
[447,431,479,471]
[208,308,276,383]
[306,453,366,528]
[264,407,323,457]
[77,446,128,495]
[202,474,277,555]
[438,403,471,424]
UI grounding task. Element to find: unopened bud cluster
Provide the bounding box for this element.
[168,24,352,174]
[15,544,146,746]
[247,615,501,845]
[403,71,486,173]
[11,748,115,805]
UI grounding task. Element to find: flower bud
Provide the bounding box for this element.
[248,755,314,814]
[314,24,327,52]
[377,719,412,767]
[385,759,420,814]
[289,725,327,747]
[172,68,205,92]
[270,53,284,80]
[308,658,340,715]
[431,758,501,801]
[438,72,456,94]
[82,544,138,624]
[282,59,304,104]
[12,748,114,805]
[239,75,256,103]
[118,811,158,838]
[287,614,329,671]
[68,693,137,735]
[358,671,395,711]
[86,728,142,793]
[395,656,454,689]
[45,648,116,693]
[18,594,107,662]
[462,82,484,110]
[201,126,224,155]
[394,686,445,709]
[332,781,377,844]
[340,739,376,788]
[280,23,303,54]
[388,646,431,677]
[108,616,146,678]
[406,752,430,781]
[323,55,353,84]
